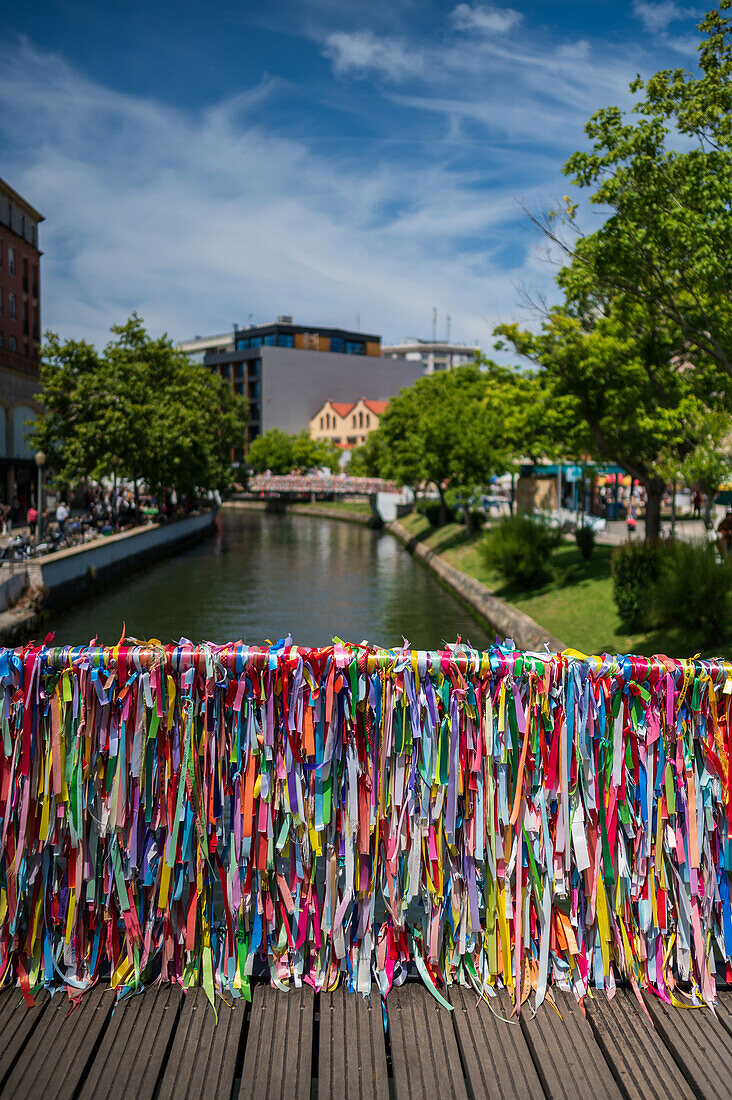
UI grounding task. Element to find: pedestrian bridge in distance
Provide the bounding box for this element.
[248,473,397,496]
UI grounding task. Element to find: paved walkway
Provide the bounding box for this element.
[595,518,711,545]
[0,979,728,1099]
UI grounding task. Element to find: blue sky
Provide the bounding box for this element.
[0,0,706,350]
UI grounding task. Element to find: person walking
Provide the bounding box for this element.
[626,502,638,541]
[56,500,69,536]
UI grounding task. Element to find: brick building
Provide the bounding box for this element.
[0,177,44,513]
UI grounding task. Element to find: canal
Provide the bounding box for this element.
[48,508,490,650]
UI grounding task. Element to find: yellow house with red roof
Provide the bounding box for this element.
[310,397,389,449]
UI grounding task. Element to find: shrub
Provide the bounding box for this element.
[611,542,662,630]
[650,540,732,643]
[422,500,455,527]
[575,524,596,561]
[482,514,560,588]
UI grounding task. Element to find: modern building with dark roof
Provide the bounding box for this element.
[180,318,422,459]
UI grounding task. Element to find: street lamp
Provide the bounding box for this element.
[34,451,46,540]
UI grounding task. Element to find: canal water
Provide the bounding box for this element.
[47,508,490,650]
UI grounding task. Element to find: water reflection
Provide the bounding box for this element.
[47,509,490,651]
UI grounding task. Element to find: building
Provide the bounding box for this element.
[181,318,422,459]
[383,338,480,374]
[0,177,44,510]
[310,398,389,449]
[177,331,234,363]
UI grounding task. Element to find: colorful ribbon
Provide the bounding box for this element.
[0,639,730,1014]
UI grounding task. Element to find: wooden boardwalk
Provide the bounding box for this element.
[0,980,728,1099]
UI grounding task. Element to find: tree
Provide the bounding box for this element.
[540,3,732,382]
[347,431,390,477]
[676,409,732,529]
[32,315,248,502]
[377,364,511,532]
[496,297,714,541]
[247,430,340,474]
[497,5,732,541]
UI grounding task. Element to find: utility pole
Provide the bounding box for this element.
[446,314,451,343]
[432,308,437,342]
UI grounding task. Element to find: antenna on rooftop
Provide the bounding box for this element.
[446,314,451,343]
[432,307,437,342]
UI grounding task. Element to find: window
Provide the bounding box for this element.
[0,330,3,347]
[250,336,262,347]
[346,341,365,355]
[236,337,249,350]
[277,334,294,348]
[0,287,3,313]
[0,238,3,267]
[20,215,25,238]
[9,336,16,351]
[330,336,344,353]
[8,247,15,276]
[359,411,364,428]
[365,414,370,427]
[13,404,36,457]
[8,292,15,320]
[352,415,356,428]
[263,334,276,346]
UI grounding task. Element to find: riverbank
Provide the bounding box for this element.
[387,518,566,651]
[223,498,380,526]
[0,510,217,645]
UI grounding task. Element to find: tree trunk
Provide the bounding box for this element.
[464,505,473,536]
[703,488,716,530]
[437,484,447,527]
[643,479,665,542]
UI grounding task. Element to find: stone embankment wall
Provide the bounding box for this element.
[386,519,566,652]
[0,510,217,645]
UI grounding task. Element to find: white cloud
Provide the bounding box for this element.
[450,4,523,35]
[632,1,698,34]
[323,30,422,81]
[0,41,553,353]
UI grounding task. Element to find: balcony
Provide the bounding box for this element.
[0,346,40,378]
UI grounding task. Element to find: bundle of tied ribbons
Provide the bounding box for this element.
[0,638,730,1018]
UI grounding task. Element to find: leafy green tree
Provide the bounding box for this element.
[377,364,511,531]
[32,315,248,503]
[247,429,339,474]
[496,299,713,541]
[347,430,390,477]
[676,409,732,528]
[541,2,732,381]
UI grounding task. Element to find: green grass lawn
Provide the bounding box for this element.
[397,513,702,656]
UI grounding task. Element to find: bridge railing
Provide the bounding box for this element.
[0,640,727,1013]
[248,474,397,495]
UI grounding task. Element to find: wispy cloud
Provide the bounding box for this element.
[0,40,552,351]
[450,3,523,35]
[323,30,422,81]
[632,1,698,34]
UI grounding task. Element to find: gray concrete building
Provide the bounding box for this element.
[182,319,423,458]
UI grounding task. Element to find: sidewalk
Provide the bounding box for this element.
[596,517,711,545]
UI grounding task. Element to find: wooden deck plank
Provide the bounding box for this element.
[157,987,247,1100]
[0,987,51,1091]
[238,984,314,1100]
[519,991,622,1100]
[450,986,544,1100]
[79,983,184,1100]
[2,984,112,1100]
[319,985,389,1100]
[584,990,694,1100]
[387,983,467,1100]
[644,991,732,1100]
